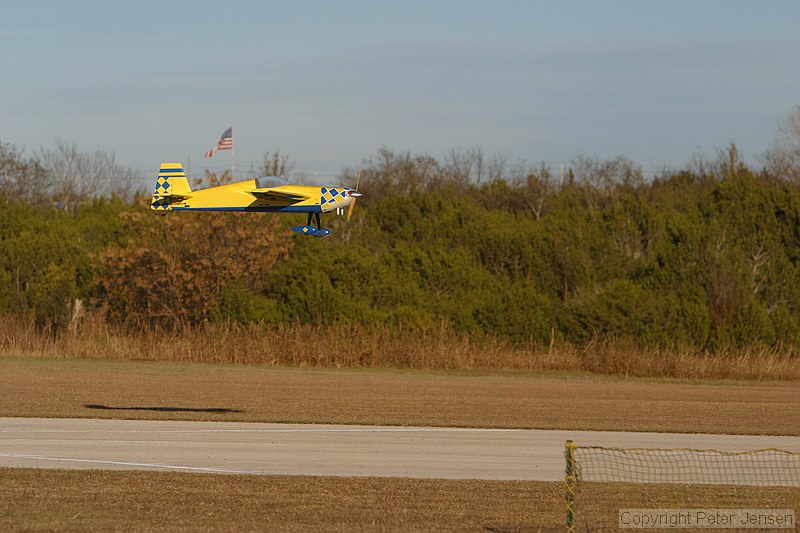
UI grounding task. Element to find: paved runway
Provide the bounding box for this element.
[1,417,799,481]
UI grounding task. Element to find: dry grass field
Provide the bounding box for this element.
[0,469,563,532]
[574,483,800,531]
[1,357,798,434]
[4,316,800,381]
[2,470,797,532]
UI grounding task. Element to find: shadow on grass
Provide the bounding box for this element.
[83,404,243,414]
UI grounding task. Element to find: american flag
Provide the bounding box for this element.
[204,127,233,158]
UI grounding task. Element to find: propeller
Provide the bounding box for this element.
[346,172,362,221]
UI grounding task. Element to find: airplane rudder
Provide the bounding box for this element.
[151,162,189,211]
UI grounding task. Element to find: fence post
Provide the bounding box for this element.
[565,440,576,533]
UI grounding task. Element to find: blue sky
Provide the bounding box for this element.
[2,1,798,182]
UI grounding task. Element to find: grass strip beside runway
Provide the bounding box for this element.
[0,468,562,532]
[1,357,798,435]
[4,469,798,532]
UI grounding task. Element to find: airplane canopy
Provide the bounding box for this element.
[255,176,289,189]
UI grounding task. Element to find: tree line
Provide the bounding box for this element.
[3,107,800,352]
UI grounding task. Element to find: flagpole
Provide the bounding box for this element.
[231,124,235,180]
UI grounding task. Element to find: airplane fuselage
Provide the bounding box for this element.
[168,181,354,214]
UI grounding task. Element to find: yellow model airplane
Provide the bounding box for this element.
[150,162,361,237]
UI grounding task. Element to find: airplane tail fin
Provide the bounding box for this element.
[151,163,192,211]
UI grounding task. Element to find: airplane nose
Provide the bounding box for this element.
[347,190,362,197]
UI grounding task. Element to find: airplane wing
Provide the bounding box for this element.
[248,189,310,202]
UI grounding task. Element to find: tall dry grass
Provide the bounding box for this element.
[1,313,799,381]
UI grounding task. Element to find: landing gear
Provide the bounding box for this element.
[307,212,322,233]
[291,212,331,237]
